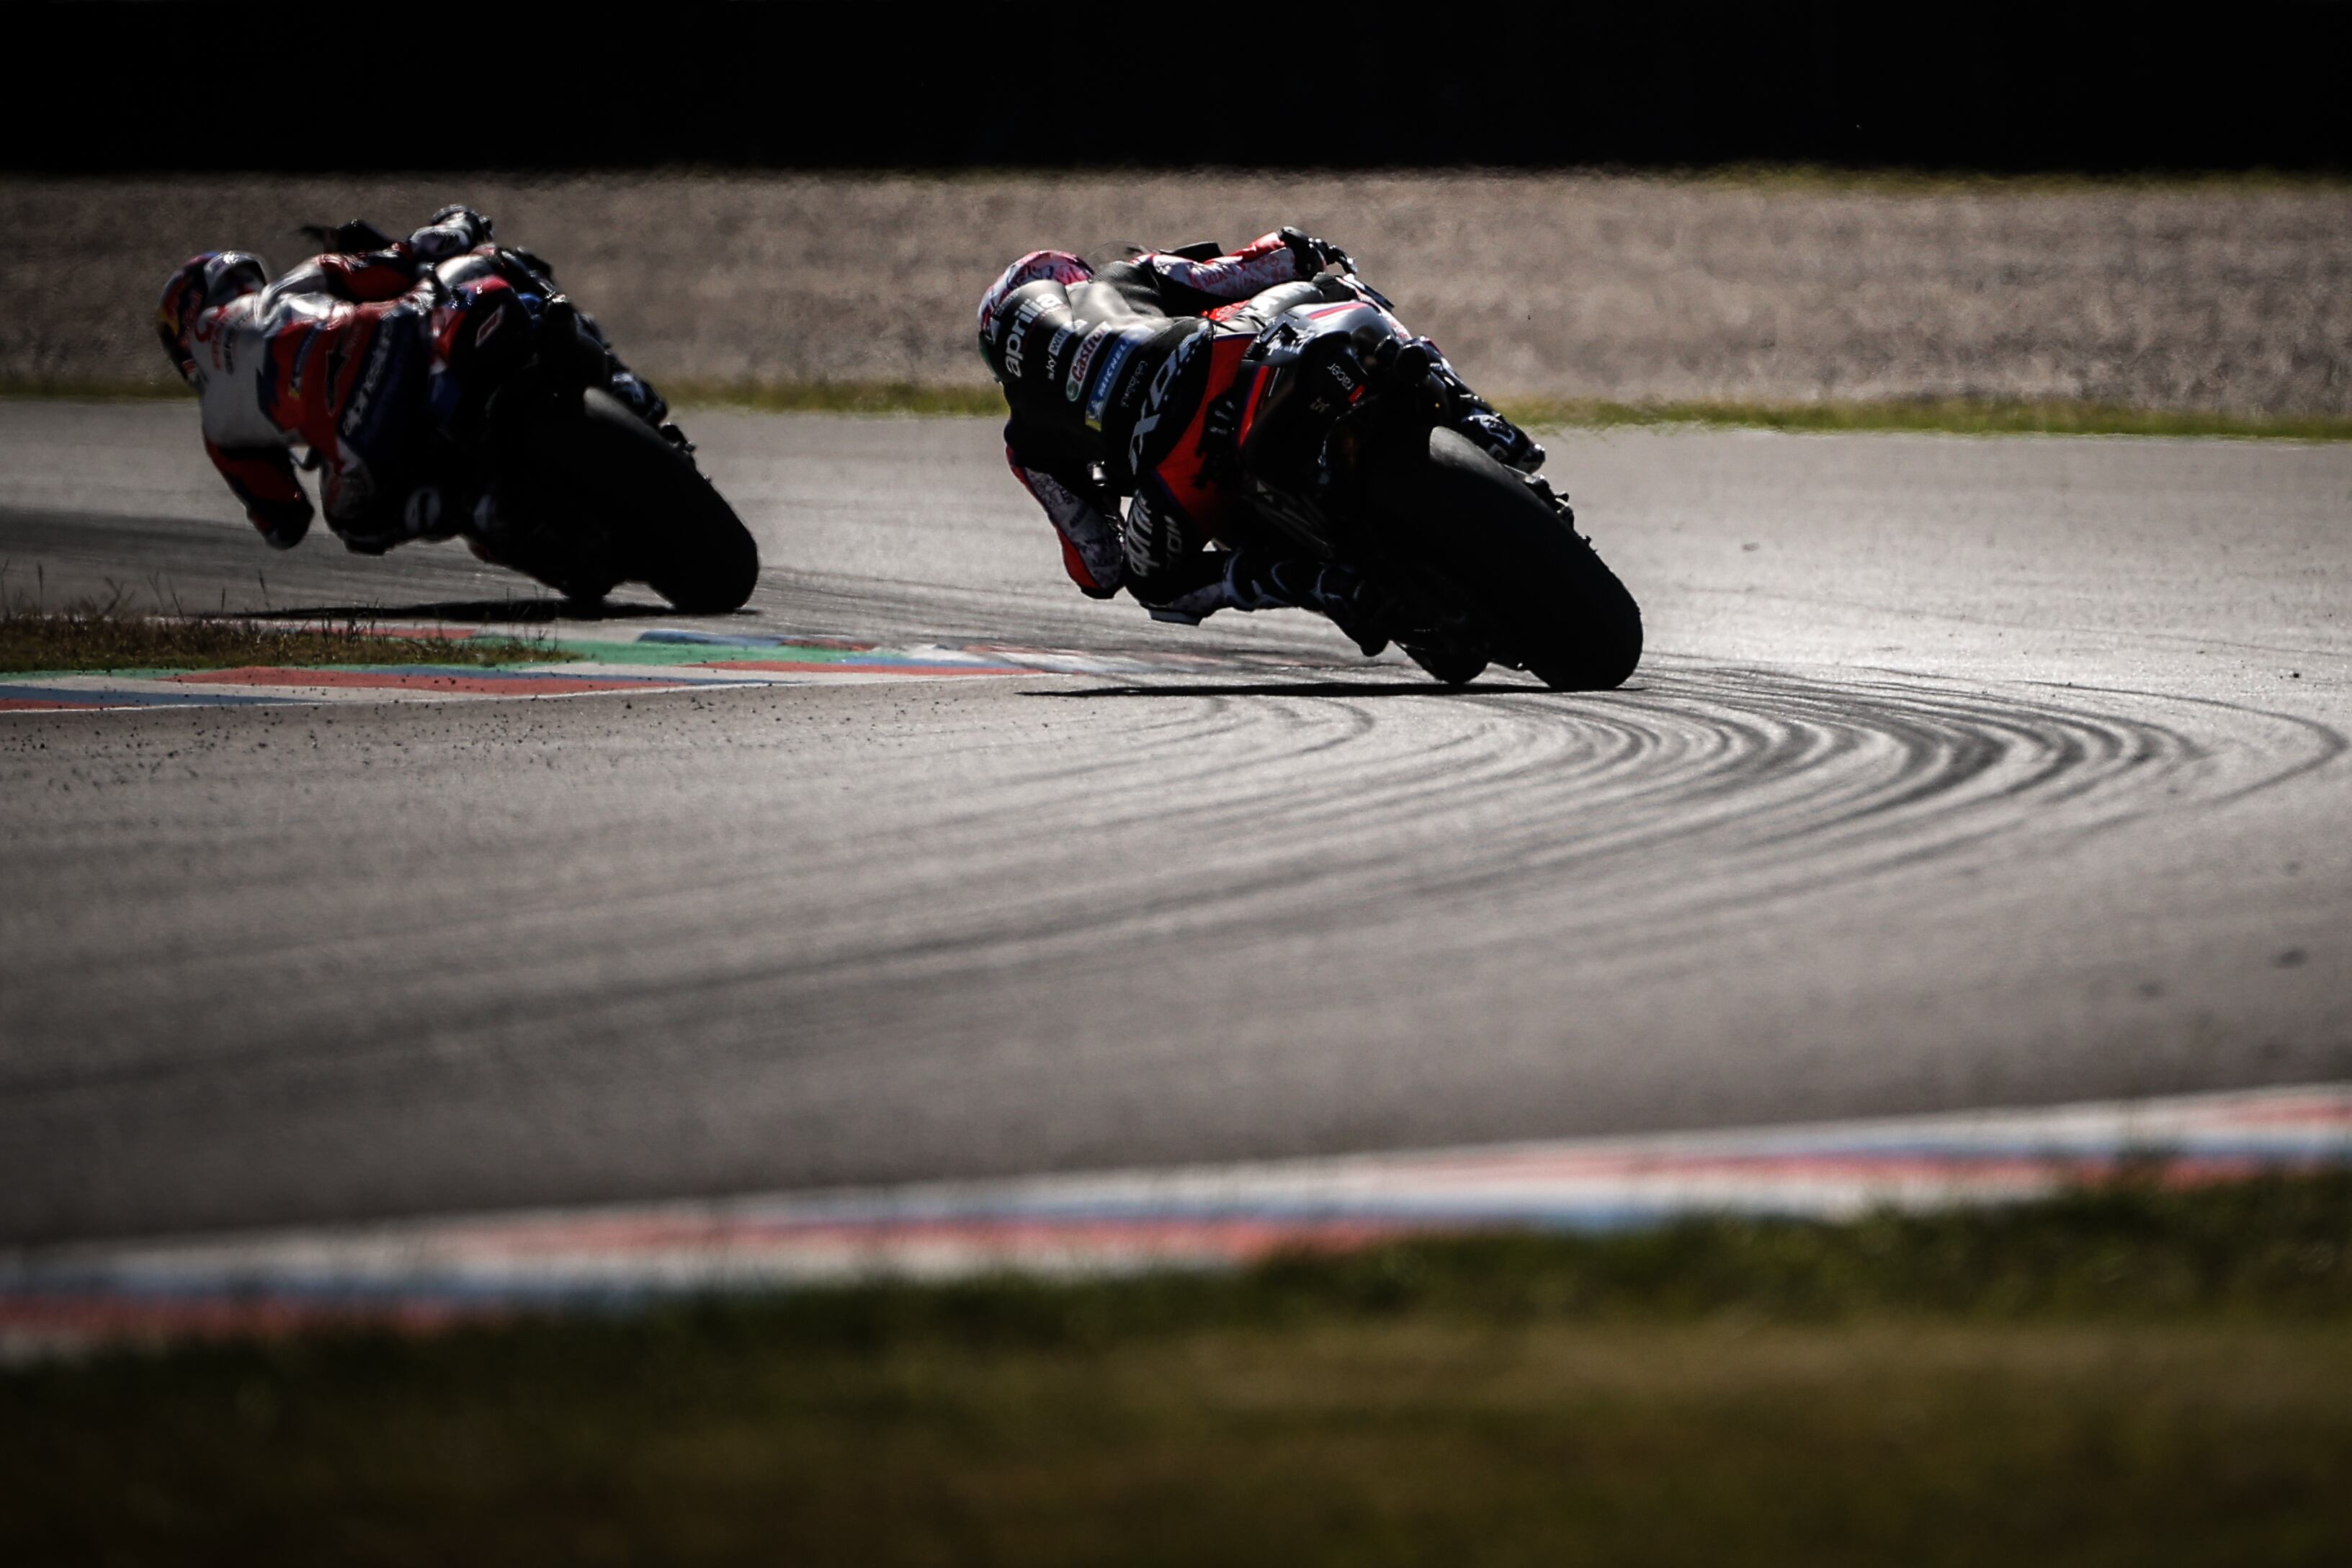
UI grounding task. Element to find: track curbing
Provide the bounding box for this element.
[5,1082,2346,1357]
[0,626,1178,712]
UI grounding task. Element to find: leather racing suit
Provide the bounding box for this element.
[977,230,1547,636]
[182,208,670,554]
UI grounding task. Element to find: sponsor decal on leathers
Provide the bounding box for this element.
[339,329,394,439]
[1065,323,1114,403]
[1001,292,1072,381]
[1127,324,1209,475]
[1085,323,1158,428]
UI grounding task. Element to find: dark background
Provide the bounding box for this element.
[15,2,2351,172]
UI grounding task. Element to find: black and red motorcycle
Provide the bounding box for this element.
[1189,265,1640,689]
[313,223,759,614]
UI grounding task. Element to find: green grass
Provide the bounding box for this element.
[0,597,573,675]
[671,385,2352,439]
[6,1175,2350,1565]
[1493,396,2352,442]
[14,375,2351,439]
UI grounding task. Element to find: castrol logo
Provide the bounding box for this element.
[1065,323,1113,402]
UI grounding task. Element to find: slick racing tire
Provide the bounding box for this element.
[1367,428,1641,691]
[503,386,760,614]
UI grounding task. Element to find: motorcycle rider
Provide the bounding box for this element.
[156,205,679,557]
[978,229,1552,654]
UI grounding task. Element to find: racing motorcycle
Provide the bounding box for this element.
[1192,264,1640,689]
[306,222,759,613]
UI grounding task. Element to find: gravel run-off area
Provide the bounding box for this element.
[6,171,2349,414]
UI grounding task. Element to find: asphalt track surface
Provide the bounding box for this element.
[1,402,2346,1246]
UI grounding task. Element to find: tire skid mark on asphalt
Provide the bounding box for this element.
[1,654,2335,1106]
[623,663,2319,1067]
[758,660,2333,990]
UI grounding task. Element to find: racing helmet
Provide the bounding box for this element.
[155,251,268,383]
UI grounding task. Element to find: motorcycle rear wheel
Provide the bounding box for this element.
[496,386,760,614]
[1367,429,1641,691]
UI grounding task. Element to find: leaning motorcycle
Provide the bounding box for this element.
[1199,269,1640,689]
[325,229,759,614]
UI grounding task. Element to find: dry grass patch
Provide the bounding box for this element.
[0,591,572,674]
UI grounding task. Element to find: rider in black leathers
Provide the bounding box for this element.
[978,228,1551,655]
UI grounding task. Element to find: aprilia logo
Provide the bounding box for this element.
[1127,326,1207,475]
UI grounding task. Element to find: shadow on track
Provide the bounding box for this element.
[1039,679,1623,700]
[238,599,716,625]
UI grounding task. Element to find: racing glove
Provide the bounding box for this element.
[1280,227,1354,275]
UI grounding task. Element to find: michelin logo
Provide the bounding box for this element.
[1084,324,1158,429]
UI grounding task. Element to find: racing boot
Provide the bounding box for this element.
[1225,552,1397,658]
